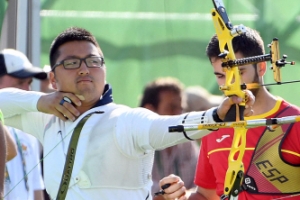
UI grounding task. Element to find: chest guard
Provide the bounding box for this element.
[242,105,300,195]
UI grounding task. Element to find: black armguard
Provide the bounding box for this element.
[212,108,223,122]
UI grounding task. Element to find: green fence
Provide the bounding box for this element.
[2,0,300,107]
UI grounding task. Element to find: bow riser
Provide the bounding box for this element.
[211,3,247,199]
[211,7,248,125]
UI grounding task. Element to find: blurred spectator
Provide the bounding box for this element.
[40,65,55,93]
[0,49,46,200]
[0,122,18,199]
[139,77,199,200]
[184,85,223,112]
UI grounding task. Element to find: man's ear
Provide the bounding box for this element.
[144,104,156,112]
[257,62,267,77]
[49,72,58,89]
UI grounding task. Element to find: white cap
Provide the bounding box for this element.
[43,65,51,73]
[0,49,47,80]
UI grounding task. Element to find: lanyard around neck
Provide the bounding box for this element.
[8,129,29,191]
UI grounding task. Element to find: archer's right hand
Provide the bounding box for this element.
[37,91,82,121]
[216,90,255,120]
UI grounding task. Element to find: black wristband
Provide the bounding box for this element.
[212,108,223,122]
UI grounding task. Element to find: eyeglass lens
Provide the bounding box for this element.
[63,57,104,69]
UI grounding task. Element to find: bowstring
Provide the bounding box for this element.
[263,80,300,86]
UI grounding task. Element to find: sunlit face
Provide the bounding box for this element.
[155,90,183,115]
[50,41,106,103]
[211,52,261,96]
[0,75,32,91]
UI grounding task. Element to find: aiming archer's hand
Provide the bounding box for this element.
[216,90,255,121]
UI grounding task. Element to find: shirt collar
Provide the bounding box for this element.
[92,84,113,108]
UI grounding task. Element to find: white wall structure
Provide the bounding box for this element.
[0,0,41,91]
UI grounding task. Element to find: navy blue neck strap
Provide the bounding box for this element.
[92,84,113,108]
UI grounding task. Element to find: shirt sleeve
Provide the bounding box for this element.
[0,88,42,117]
[115,107,216,156]
[145,108,216,150]
[194,136,217,189]
[30,137,45,190]
[0,88,52,142]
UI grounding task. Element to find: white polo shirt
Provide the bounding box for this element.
[4,127,45,200]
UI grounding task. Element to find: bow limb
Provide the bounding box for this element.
[223,126,247,199]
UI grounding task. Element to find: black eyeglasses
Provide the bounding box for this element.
[52,56,105,71]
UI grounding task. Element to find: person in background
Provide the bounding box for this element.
[160,27,300,200]
[184,86,223,113]
[139,77,199,200]
[0,121,6,199]
[40,65,55,93]
[0,121,17,199]
[0,49,46,200]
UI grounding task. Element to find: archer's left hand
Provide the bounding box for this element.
[217,90,255,120]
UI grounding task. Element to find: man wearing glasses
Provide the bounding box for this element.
[0,27,254,200]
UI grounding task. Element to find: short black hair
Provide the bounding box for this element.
[49,27,102,69]
[206,27,265,61]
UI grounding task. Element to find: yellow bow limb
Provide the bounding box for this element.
[224,126,247,197]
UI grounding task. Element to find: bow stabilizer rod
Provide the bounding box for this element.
[169,115,300,132]
[221,38,295,84]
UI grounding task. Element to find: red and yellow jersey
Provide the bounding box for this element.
[195,99,300,200]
